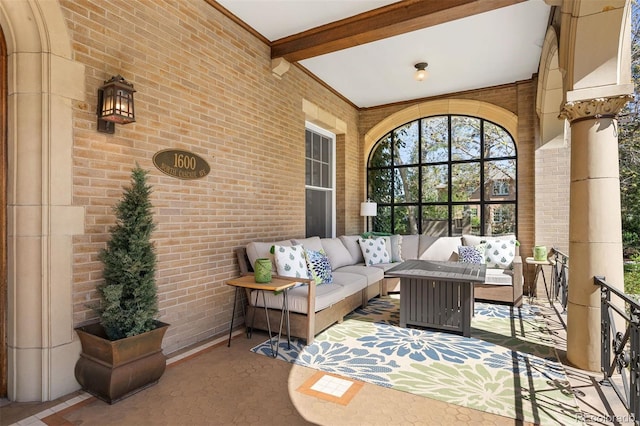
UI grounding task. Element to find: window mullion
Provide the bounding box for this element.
[418,118,423,234]
[447,115,453,237]
[479,119,485,235]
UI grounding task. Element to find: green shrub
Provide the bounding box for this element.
[97,166,158,340]
[625,254,640,294]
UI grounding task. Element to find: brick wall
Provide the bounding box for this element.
[534,144,570,254]
[61,0,360,353]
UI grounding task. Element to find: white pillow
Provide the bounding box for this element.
[273,245,309,279]
[484,238,517,269]
[390,234,403,262]
[358,237,391,266]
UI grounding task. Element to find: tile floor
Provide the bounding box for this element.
[0,289,635,426]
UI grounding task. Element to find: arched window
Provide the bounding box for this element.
[367,115,517,236]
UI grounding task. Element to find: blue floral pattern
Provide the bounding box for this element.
[250,296,583,425]
[305,248,333,284]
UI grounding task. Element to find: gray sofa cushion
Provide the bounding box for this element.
[419,236,461,261]
[339,235,365,264]
[484,268,515,285]
[246,239,292,270]
[334,264,384,285]
[418,235,439,257]
[331,271,368,293]
[382,235,403,262]
[321,238,353,269]
[370,262,401,272]
[291,236,323,252]
[401,235,419,260]
[250,280,351,314]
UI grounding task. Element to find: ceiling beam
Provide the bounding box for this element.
[271,0,525,62]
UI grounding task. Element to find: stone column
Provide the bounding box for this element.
[559,95,630,371]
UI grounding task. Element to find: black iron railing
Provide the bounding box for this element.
[597,276,640,425]
[549,248,569,312]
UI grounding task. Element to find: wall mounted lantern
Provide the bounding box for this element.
[97,75,136,134]
[414,62,429,82]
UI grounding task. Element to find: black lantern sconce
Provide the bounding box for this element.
[97,75,136,134]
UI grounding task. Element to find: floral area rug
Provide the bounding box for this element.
[250,296,583,425]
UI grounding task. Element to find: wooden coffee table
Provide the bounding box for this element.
[385,260,486,337]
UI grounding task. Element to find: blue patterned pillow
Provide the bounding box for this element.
[458,245,483,264]
[305,249,333,284]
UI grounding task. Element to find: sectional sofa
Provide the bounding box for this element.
[235,234,522,344]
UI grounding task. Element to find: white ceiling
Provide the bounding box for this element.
[216,0,552,108]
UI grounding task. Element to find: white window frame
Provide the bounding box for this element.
[305,121,336,238]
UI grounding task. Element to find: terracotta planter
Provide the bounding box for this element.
[74,321,169,404]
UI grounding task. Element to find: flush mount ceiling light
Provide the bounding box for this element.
[414,62,429,81]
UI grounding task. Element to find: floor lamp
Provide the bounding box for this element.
[360,200,377,232]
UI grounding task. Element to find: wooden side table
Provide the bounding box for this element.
[226,275,299,358]
[525,257,552,300]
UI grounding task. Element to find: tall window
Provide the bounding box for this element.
[367,115,517,236]
[305,124,335,237]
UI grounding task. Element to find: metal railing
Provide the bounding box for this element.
[549,247,569,312]
[597,275,640,425]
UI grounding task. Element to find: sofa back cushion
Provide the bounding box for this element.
[246,239,292,270]
[462,234,486,247]
[462,234,519,268]
[400,235,419,260]
[382,235,403,262]
[320,238,353,269]
[462,234,516,247]
[291,236,323,252]
[418,235,439,257]
[339,235,365,264]
[419,236,462,261]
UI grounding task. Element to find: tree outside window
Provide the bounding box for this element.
[367,115,517,236]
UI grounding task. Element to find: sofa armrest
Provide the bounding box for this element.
[306,279,315,344]
[235,247,252,274]
[512,255,523,305]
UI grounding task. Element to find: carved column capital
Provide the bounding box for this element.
[559,94,633,123]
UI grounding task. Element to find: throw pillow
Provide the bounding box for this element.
[382,235,403,262]
[305,249,333,284]
[358,237,391,266]
[475,243,486,263]
[484,238,517,269]
[273,245,309,279]
[458,245,483,264]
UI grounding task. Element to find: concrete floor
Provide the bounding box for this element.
[1,284,635,426]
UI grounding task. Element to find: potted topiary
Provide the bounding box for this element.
[74,165,169,404]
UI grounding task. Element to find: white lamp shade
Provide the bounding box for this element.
[360,201,377,217]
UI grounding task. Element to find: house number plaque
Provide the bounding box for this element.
[152,149,210,180]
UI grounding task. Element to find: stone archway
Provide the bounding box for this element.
[554,0,633,371]
[0,0,85,401]
[363,99,518,162]
[1,21,6,399]
[537,26,565,149]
